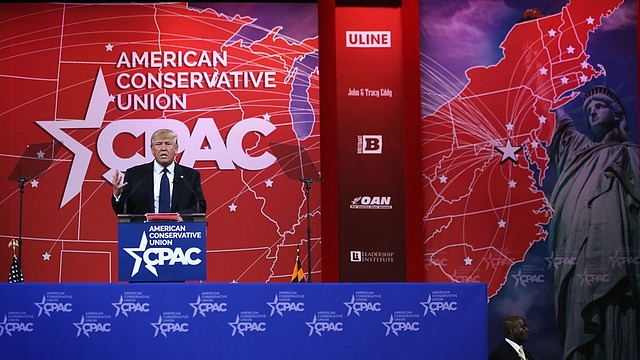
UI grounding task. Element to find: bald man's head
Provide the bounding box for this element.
[502,316,530,345]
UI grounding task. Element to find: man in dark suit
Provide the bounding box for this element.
[111,129,206,218]
[488,316,536,360]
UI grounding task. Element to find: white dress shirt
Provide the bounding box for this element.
[505,338,526,359]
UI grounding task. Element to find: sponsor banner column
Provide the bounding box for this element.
[335,7,406,281]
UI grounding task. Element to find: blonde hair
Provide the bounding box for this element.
[150,129,178,147]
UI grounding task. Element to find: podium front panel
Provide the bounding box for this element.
[118,222,207,281]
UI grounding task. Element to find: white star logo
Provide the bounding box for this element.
[124,232,154,277]
[36,68,111,207]
[151,315,166,337]
[560,76,569,85]
[498,219,507,228]
[190,296,205,317]
[495,139,522,164]
[586,16,595,25]
[73,316,90,337]
[343,295,359,317]
[511,268,526,287]
[382,314,397,336]
[267,295,282,316]
[112,296,126,317]
[105,43,114,51]
[420,295,435,316]
[36,150,45,159]
[566,45,575,54]
[265,179,273,187]
[42,252,51,261]
[538,115,546,124]
[609,251,623,269]
[508,180,517,189]
[0,316,7,337]
[464,256,473,265]
[30,179,39,188]
[547,29,556,37]
[544,251,555,270]
[506,123,514,131]
[34,295,48,317]
[305,315,321,337]
[539,66,548,75]
[438,174,448,183]
[228,315,244,337]
[229,203,237,212]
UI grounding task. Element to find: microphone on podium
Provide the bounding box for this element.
[175,174,201,214]
[123,180,144,215]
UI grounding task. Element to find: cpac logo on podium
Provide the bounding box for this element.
[119,222,206,281]
[124,232,202,278]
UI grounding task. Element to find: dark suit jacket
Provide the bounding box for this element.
[488,340,535,360]
[111,161,206,216]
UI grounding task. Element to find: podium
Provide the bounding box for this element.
[117,213,207,282]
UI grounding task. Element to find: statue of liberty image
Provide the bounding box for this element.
[549,85,639,360]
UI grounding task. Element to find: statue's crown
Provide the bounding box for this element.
[584,85,625,115]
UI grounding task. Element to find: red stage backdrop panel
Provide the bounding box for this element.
[0,3,320,283]
[335,6,406,281]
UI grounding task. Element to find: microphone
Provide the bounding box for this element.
[174,174,201,214]
[123,180,144,215]
[17,177,30,190]
[300,178,313,191]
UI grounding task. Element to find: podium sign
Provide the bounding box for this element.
[118,221,207,281]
